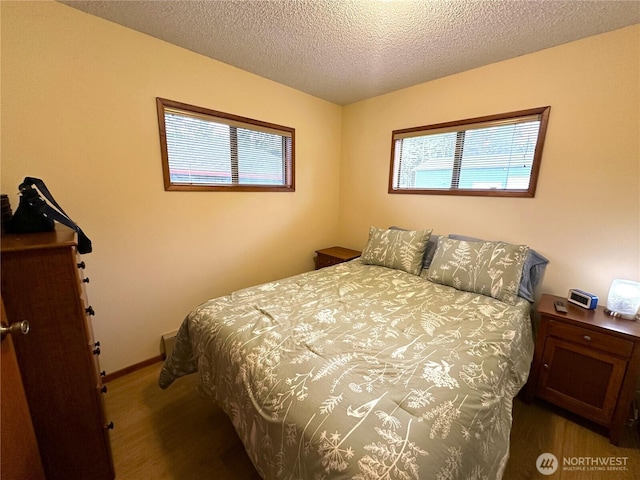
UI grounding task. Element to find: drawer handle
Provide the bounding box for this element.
[101,385,108,394]
[82,277,90,283]
[93,347,101,355]
[106,421,114,430]
[77,261,85,269]
[543,363,550,370]
[85,306,95,316]
[583,335,591,341]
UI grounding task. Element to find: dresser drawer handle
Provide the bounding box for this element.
[583,335,591,341]
[77,261,86,269]
[93,347,101,356]
[85,306,95,316]
[82,277,90,283]
[106,421,114,430]
[101,385,108,394]
[543,363,550,370]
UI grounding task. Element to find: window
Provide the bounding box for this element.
[389,106,550,197]
[157,98,295,191]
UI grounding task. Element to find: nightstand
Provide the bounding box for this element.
[314,246,361,270]
[526,293,640,445]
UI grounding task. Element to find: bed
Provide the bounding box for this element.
[159,227,547,479]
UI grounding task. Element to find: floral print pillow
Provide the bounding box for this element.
[427,238,529,305]
[361,226,432,276]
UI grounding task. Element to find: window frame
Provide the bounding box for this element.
[156,97,295,192]
[388,106,551,197]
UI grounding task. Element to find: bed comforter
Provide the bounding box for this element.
[160,260,534,479]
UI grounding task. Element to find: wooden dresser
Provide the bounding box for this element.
[1,226,114,480]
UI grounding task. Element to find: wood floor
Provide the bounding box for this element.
[104,362,640,479]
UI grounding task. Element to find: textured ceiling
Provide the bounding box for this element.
[59,0,640,105]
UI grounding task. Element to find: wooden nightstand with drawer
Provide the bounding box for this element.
[526,293,640,445]
[314,246,361,270]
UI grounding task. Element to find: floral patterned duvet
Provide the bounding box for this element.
[159,260,534,479]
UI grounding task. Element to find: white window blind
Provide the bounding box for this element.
[390,107,550,197]
[157,98,294,192]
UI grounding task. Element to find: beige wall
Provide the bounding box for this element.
[1,1,342,373]
[2,2,639,373]
[340,25,640,305]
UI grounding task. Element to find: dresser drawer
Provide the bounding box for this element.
[548,319,633,358]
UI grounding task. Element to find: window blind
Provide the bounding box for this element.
[157,98,294,192]
[389,107,550,197]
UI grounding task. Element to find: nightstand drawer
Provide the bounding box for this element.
[548,320,634,358]
[314,247,361,270]
[316,254,343,269]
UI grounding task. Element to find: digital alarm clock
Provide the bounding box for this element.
[567,289,598,309]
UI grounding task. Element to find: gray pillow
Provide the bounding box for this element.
[423,234,440,269]
[361,226,432,276]
[427,238,528,305]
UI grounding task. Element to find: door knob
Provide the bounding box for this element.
[0,320,30,339]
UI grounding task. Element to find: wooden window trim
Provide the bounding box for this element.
[156,98,295,192]
[388,106,551,197]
